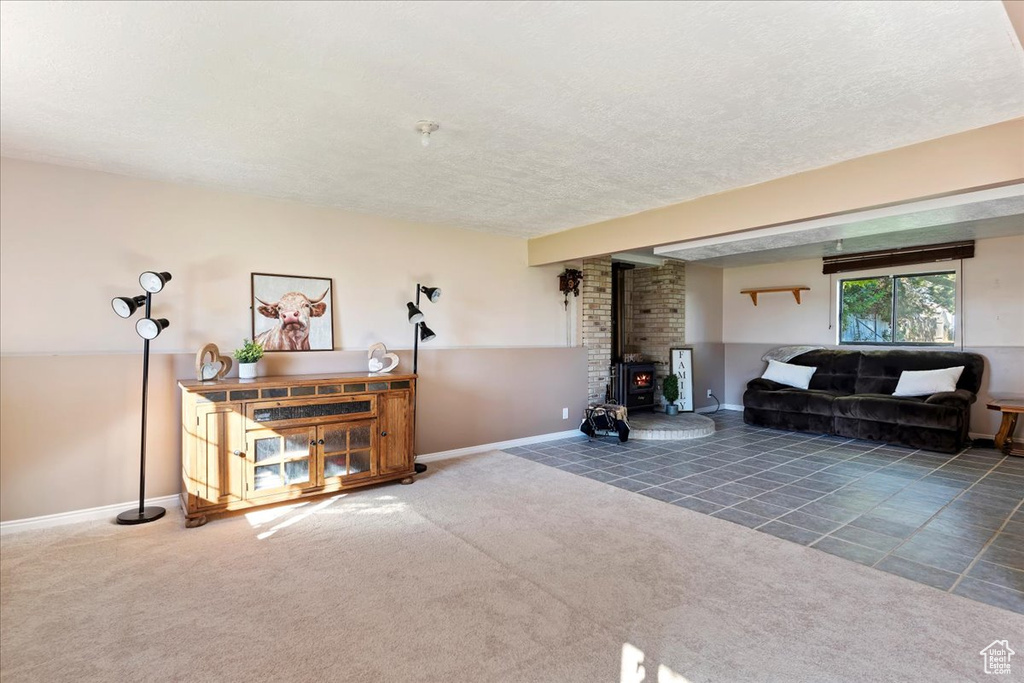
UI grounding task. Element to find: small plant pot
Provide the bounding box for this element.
[665,404,679,416]
[238,362,259,380]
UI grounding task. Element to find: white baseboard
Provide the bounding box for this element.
[0,495,181,536]
[969,432,995,441]
[417,429,582,463]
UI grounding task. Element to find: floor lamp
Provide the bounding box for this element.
[407,283,440,474]
[111,271,172,525]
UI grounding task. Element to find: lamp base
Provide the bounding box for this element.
[116,506,166,525]
[414,462,427,474]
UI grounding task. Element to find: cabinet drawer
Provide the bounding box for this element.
[246,395,376,429]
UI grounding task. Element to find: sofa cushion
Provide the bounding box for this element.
[745,407,834,435]
[924,389,976,408]
[744,388,839,416]
[855,350,984,395]
[833,418,962,454]
[833,394,962,430]
[787,350,860,394]
[746,378,787,391]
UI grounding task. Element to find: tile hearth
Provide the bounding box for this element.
[504,411,1024,614]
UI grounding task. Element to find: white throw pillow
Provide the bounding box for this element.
[892,366,964,397]
[761,360,816,390]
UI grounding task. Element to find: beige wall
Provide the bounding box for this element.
[720,234,1024,435]
[528,119,1024,265]
[0,157,569,354]
[0,158,588,522]
[685,264,723,344]
[684,264,725,409]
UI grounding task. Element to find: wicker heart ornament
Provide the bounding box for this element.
[195,343,232,381]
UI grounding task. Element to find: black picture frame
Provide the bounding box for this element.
[250,272,334,352]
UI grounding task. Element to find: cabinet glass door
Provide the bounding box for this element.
[245,427,316,499]
[320,421,375,484]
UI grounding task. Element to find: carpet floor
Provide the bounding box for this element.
[2,450,1021,682]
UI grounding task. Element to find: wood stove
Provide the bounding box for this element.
[613,362,656,410]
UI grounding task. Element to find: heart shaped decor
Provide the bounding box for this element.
[195,343,232,381]
[367,342,399,374]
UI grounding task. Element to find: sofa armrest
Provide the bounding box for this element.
[747,378,787,391]
[925,389,976,407]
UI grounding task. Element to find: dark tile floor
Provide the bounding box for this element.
[504,411,1024,614]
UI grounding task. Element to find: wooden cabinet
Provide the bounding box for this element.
[179,373,416,527]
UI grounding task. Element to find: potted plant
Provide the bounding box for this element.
[663,373,680,416]
[233,339,264,379]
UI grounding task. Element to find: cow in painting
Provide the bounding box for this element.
[254,290,329,351]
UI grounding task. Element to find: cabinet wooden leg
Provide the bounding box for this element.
[185,515,208,528]
[400,477,414,485]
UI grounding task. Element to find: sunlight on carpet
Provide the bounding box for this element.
[621,643,691,683]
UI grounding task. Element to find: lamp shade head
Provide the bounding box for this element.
[135,317,170,340]
[407,302,424,324]
[139,271,172,293]
[112,295,146,318]
[420,286,442,303]
[419,323,436,343]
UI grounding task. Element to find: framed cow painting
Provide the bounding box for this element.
[250,273,334,352]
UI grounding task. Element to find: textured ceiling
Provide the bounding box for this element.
[651,185,1024,267]
[1,1,1022,237]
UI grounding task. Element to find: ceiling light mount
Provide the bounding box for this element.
[416,120,439,147]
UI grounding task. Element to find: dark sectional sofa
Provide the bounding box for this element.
[743,349,984,453]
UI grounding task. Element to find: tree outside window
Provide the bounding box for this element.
[839,272,955,345]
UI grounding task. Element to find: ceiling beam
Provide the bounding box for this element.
[527,119,1024,266]
[1004,1,1024,49]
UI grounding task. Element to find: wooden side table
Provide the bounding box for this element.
[986,398,1024,457]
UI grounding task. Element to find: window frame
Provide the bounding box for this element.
[837,268,958,347]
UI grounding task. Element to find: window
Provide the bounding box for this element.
[838,271,956,345]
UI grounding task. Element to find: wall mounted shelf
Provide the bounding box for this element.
[740,286,810,306]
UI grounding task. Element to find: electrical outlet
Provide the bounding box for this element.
[562,407,569,419]
[706,389,713,398]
